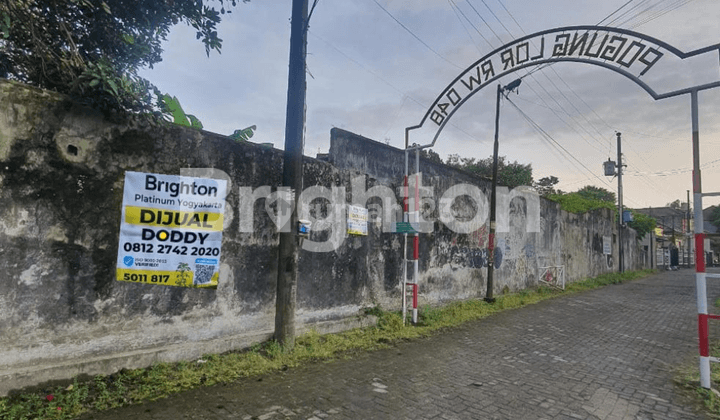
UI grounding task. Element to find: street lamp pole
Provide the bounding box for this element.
[617,132,624,273]
[485,78,521,303]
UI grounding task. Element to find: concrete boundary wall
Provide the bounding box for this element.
[0,81,639,395]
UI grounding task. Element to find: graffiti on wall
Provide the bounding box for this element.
[451,224,488,249]
[437,242,503,270]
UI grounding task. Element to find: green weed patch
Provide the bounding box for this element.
[0,269,655,420]
[676,300,720,418]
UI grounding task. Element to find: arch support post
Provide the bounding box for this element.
[691,89,710,389]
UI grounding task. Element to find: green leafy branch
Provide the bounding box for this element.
[229,125,257,142]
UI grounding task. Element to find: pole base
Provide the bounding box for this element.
[484,297,496,303]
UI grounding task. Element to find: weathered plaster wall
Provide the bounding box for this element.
[0,81,374,395]
[328,128,642,301]
[0,81,640,395]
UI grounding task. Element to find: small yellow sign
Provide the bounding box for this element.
[125,206,223,231]
[116,268,219,288]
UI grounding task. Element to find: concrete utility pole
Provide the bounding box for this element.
[275,0,309,349]
[485,84,502,304]
[486,78,521,303]
[616,132,624,273]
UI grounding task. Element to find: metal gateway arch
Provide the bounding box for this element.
[405,25,720,148]
[402,25,720,388]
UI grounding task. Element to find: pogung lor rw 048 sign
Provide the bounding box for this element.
[116,171,227,288]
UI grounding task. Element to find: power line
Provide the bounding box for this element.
[626,157,720,176]
[506,96,647,207]
[454,0,611,156]
[480,0,605,151]
[464,0,504,43]
[493,0,527,34]
[606,0,653,26]
[309,30,408,99]
[448,0,636,162]
[309,30,488,148]
[597,0,637,25]
[492,0,679,195]
[476,0,514,38]
[361,0,694,201]
[474,1,613,152]
[383,95,408,139]
[448,0,493,50]
[505,96,614,188]
[370,0,463,70]
[625,0,695,28]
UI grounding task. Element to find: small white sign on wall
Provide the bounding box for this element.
[603,236,611,255]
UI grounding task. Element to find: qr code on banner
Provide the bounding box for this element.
[194,264,215,285]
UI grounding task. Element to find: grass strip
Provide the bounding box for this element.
[677,298,720,419]
[0,269,655,420]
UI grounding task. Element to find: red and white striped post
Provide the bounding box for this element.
[691,89,711,389]
[402,150,409,324]
[412,148,420,324]
[402,146,420,325]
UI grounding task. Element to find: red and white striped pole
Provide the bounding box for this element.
[691,90,711,389]
[412,148,420,324]
[402,149,409,324]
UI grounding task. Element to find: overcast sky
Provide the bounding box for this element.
[139,0,720,209]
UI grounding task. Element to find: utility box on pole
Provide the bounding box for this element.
[604,159,616,176]
[623,210,634,223]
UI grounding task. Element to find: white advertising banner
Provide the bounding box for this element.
[116,171,227,288]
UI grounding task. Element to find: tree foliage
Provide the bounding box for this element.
[230,125,257,142]
[576,185,616,204]
[626,210,656,240]
[446,154,533,190]
[533,176,562,197]
[160,94,203,129]
[547,183,655,240]
[419,148,443,164]
[0,0,246,114]
[546,193,615,214]
[711,206,720,229]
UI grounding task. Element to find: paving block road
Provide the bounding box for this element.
[81,268,720,420]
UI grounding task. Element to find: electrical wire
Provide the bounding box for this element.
[476,0,614,152]
[596,0,637,25]
[476,0,515,39]
[605,0,653,26]
[308,0,320,25]
[464,0,504,43]
[308,30,489,147]
[451,0,610,156]
[508,97,642,207]
[505,96,614,188]
[626,157,720,176]
[448,0,493,50]
[492,0,696,205]
[625,0,695,28]
[447,0,630,188]
[491,0,683,195]
[370,0,463,70]
[359,0,696,205]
